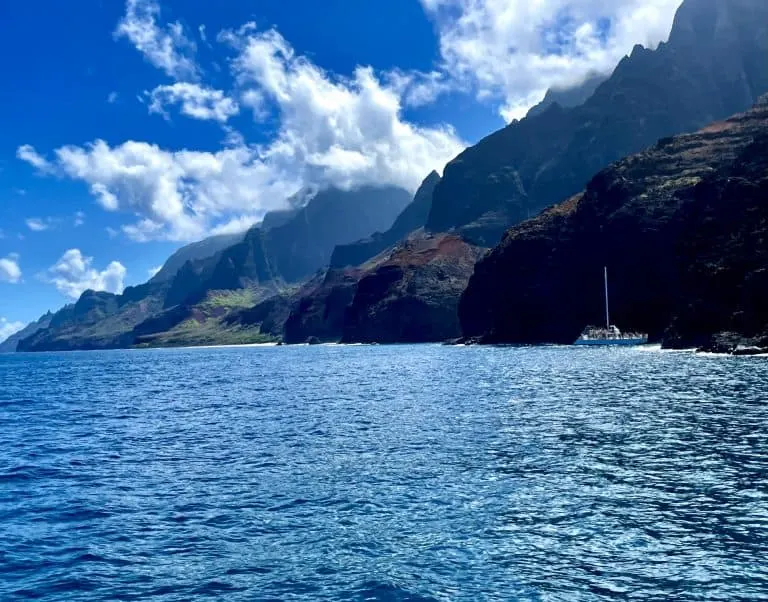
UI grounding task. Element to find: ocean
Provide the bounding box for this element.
[1,345,767,600]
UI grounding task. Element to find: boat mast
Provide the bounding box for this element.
[604,266,610,329]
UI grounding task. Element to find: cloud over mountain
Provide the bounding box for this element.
[421,0,683,119]
[47,249,127,299]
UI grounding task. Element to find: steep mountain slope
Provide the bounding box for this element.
[342,234,486,343]
[17,283,169,351]
[274,0,768,346]
[172,185,413,303]
[18,186,411,351]
[234,233,485,345]
[460,97,768,348]
[427,0,768,245]
[150,232,246,284]
[0,312,53,352]
[525,73,608,119]
[283,269,364,344]
[330,172,441,268]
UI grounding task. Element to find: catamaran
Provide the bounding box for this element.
[574,267,648,346]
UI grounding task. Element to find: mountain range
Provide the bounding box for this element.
[16,186,410,351]
[8,0,768,352]
[311,0,768,345]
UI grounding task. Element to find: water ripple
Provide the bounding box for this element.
[1,346,767,600]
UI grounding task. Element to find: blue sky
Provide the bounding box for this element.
[0,0,683,339]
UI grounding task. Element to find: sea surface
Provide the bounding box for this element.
[1,345,767,601]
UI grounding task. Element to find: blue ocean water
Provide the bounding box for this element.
[1,344,767,601]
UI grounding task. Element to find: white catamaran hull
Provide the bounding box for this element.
[573,337,648,346]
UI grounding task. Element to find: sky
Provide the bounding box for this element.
[0,0,684,340]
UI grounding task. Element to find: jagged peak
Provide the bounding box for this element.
[418,171,441,190]
[629,43,648,58]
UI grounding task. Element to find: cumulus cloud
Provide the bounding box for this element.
[0,254,22,283]
[25,218,50,232]
[421,0,683,119]
[0,318,25,344]
[115,0,198,81]
[17,144,53,173]
[384,69,456,108]
[19,140,299,241]
[17,24,464,242]
[146,83,239,122]
[48,249,127,299]
[221,24,465,191]
[210,215,261,236]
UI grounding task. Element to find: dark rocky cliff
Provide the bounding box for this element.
[283,270,363,344]
[426,0,768,246]
[342,234,486,343]
[459,98,768,348]
[172,185,413,304]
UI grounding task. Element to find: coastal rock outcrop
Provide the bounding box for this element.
[459,98,768,347]
[283,270,363,344]
[342,234,486,343]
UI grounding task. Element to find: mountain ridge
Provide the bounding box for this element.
[425,0,768,246]
[17,186,411,351]
[459,96,768,348]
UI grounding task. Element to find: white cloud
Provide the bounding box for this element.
[221,24,465,192]
[421,0,683,120]
[17,144,53,173]
[23,140,299,241]
[107,91,119,103]
[148,265,162,278]
[385,69,456,108]
[0,254,22,283]
[0,318,25,345]
[146,83,239,122]
[25,218,50,232]
[48,249,127,299]
[115,0,198,81]
[19,25,464,242]
[210,215,260,236]
[74,211,86,227]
